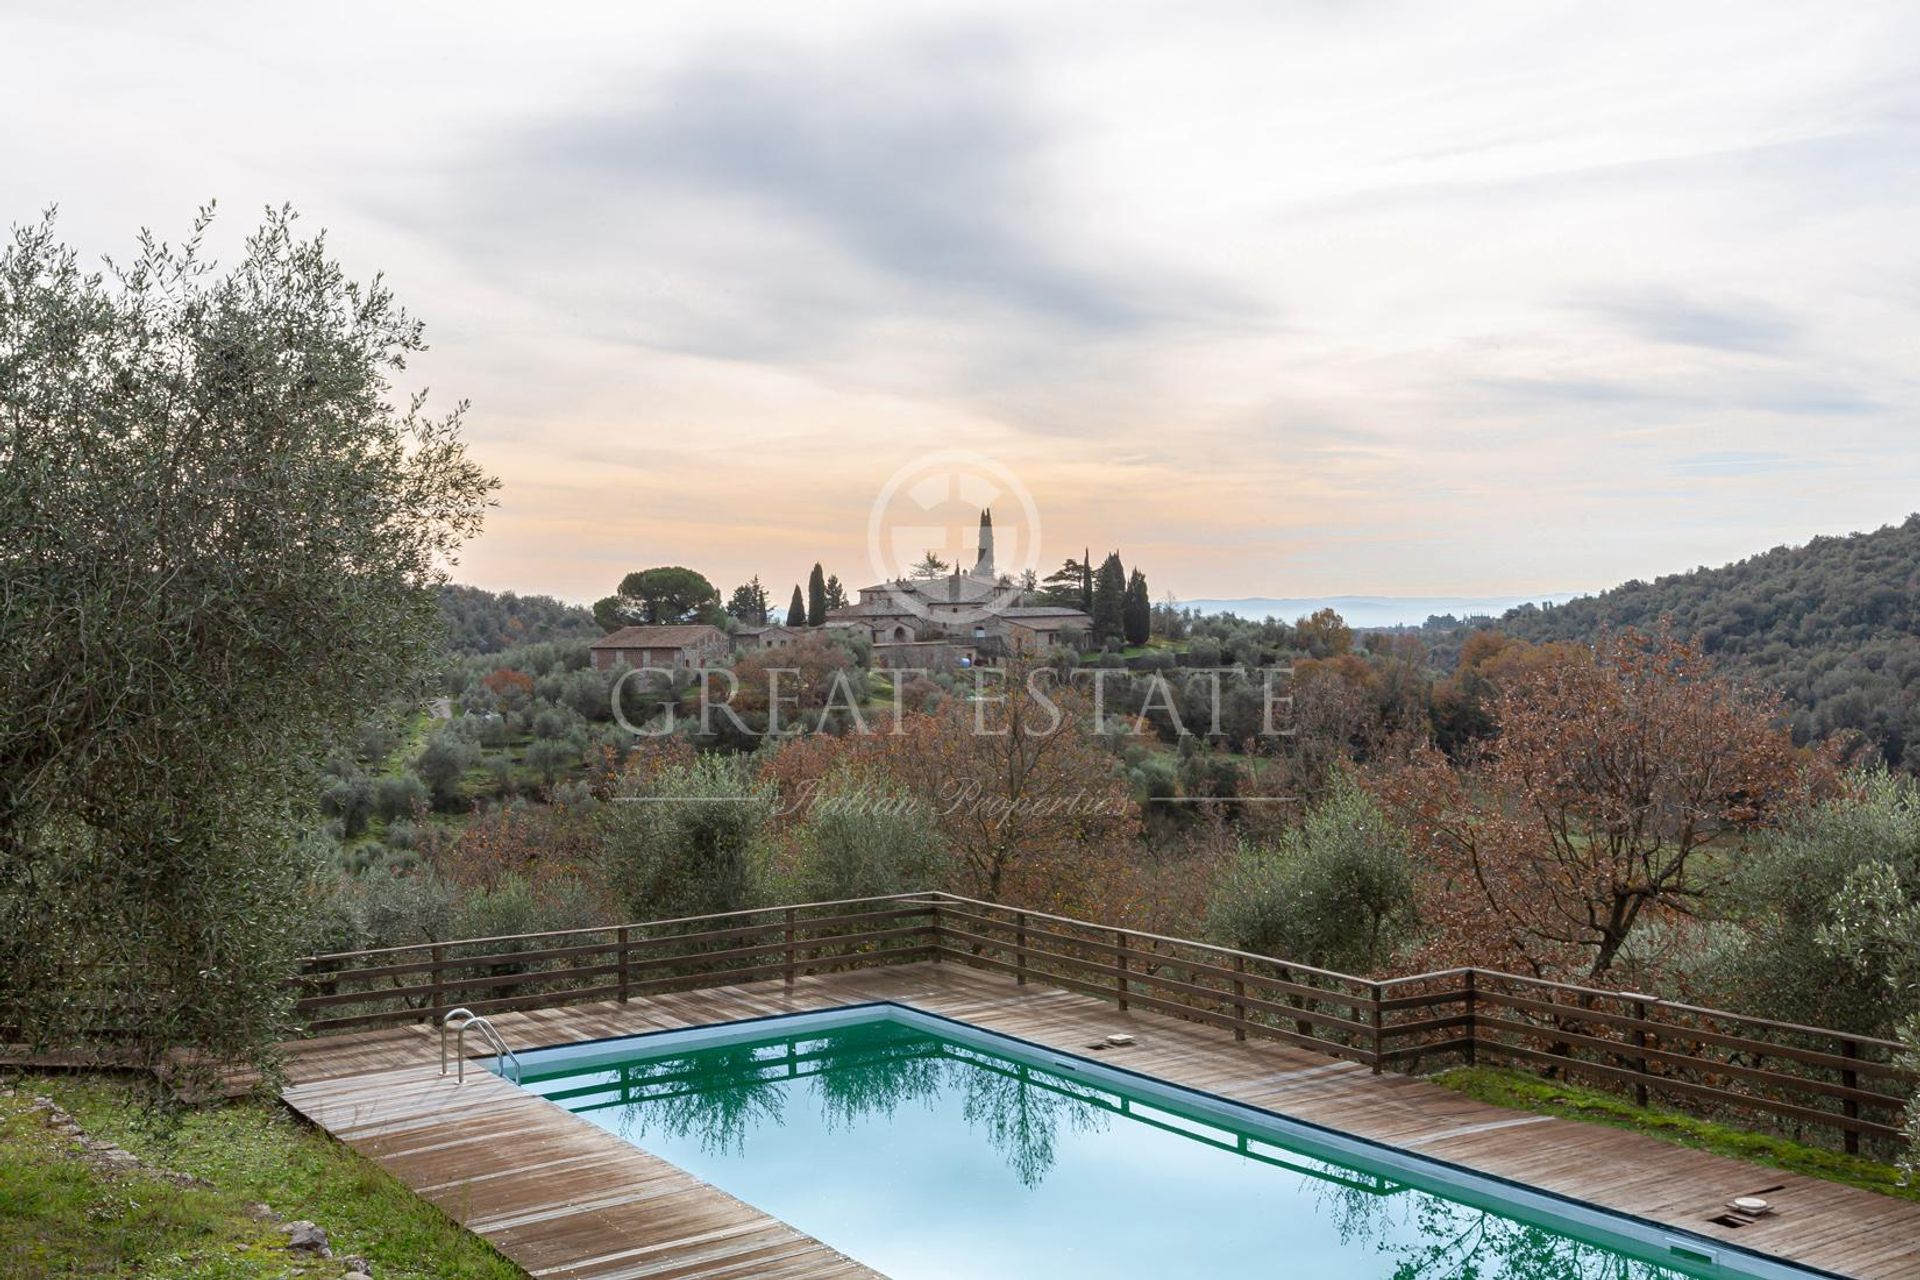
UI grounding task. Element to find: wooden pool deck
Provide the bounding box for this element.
[280,962,1920,1280]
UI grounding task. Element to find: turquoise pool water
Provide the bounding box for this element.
[511,1006,1818,1280]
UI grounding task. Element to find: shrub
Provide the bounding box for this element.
[1717,769,1920,1036]
[524,738,577,787]
[782,772,948,902]
[414,727,478,809]
[530,702,578,741]
[599,756,773,920]
[560,667,614,721]
[320,867,456,953]
[320,776,375,838]
[371,774,427,823]
[1205,777,1417,972]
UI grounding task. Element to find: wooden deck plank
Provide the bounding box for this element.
[281,962,1920,1280]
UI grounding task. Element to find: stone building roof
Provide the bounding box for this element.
[589,624,726,649]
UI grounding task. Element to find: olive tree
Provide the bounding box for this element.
[782,770,948,903]
[1816,860,1920,1177]
[1206,776,1418,973]
[1718,770,1920,1035]
[0,206,494,1072]
[599,756,774,921]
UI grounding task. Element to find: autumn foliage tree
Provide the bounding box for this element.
[710,634,863,743]
[1380,627,1815,980]
[879,663,1135,909]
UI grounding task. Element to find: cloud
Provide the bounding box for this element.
[394,25,1249,372]
[1474,374,1880,417]
[1665,450,1818,477]
[8,0,1916,601]
[1582,287,1798,354]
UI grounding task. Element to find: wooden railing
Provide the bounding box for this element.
[293,891,1917,1157]
[292,893,940,1033]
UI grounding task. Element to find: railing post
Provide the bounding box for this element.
[1015,911,1028,986]
[784,908,797,988]
[428,943,446,1021]
[1842,1038,1861,1156]
[1370,983,1384,1074]
[928,899,943,964]
[1232,954,1247,1042]
[1462,969,1477,1067]
[1115,930,1130,1012]
[617,926,631,1004]
[1631,995,1651,1108]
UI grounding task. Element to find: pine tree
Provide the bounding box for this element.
[807,562,827,627]
[1123,568,1151,646]
[786,585,806,627]
[1091,552,1127,645]
[1041,556,1087,607]
[824,573,847,611]
[910,550,951,579]
[727,576,770,624]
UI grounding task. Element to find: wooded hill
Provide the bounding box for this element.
[1495,514,1920,767]
[439,584,599,656]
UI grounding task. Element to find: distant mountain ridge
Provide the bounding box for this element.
[1179,594,1578,629]
[1495,515,1920,767]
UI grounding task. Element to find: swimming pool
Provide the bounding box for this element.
[508,1003,1833,1280]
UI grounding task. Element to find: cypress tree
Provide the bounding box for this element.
[786,584,806,627]
[1123,568,1151,646]
[807,562,827,627]
[1081,548,1094,613]
[1091,552,1127,645]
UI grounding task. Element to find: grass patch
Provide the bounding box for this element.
[1437,1066,1917,1202]
[0,1086,301,1278]
[7,1076,526,1279]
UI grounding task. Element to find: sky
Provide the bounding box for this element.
[4,0,1917,606]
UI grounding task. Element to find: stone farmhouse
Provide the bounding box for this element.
[731,623,802,651]
[588,623,728,671]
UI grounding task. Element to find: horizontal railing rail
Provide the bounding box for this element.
[290,893,942,1033]
[287,889,1918,1158]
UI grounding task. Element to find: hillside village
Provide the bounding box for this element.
[590,509,1098,672]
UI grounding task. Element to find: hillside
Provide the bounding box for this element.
[1494,515,1920,767]
[439,584,601,656]
[1181,593,1577,629]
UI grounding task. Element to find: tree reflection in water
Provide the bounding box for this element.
[587,1025,1693,1277]
[599,1043,791,1155]
[952,1051,1110,1188]
[809,1021,948,1133]
[603,1023,1107,1183]
[1316,1180,1690,1280]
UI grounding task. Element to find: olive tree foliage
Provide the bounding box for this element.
[0,207,495,1071]
[780,770,949,904]
[598,756,774,922]
[1708,771,1920,1174]
[1815,854,1920,1178]
[1716,770,1920,1036]
[1205,776,1418,973]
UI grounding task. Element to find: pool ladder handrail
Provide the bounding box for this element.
[439,1007,522,1085]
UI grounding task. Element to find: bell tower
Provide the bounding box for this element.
[973,508,994,577]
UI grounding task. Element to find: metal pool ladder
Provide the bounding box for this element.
[439,1007,523,1085]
